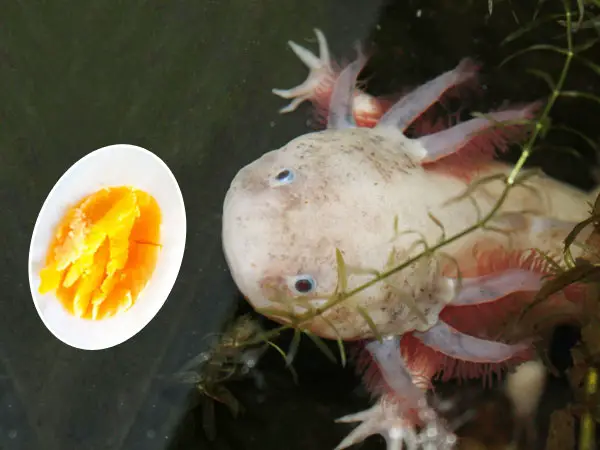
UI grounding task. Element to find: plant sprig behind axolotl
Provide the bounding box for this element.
[219,3,600,450]
[516,192,600,450]
[171,315,269,441]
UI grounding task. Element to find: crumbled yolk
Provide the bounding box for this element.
[38,186,162,320]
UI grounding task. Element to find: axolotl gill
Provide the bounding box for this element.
[221,29,596,449]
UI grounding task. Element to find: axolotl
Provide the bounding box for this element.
[221,29,595,449]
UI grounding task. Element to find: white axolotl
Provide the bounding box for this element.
[222,29,595,449]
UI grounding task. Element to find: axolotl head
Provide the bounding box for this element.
[221,126,436,339]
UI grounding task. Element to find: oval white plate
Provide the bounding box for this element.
[28,144,187,350]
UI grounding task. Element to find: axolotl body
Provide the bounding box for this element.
[222,30,595,449]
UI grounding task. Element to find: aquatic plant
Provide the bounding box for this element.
[529,193,600,449]
[172,314,268,440]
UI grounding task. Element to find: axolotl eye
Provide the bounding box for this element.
[289,274,317,295]
[270,168,295,186]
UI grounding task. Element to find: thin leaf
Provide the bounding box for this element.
[438,252,463,286]
[178,352,211,372]
[404,238,431,257]
[508,0,520,24]
[536,144,584,159]
[255,307,297,324]
[551,125,600,152]
[526,68,556,90]
[481,225,514,236]
[356,306,383,342]
[173,371,204,384]
[468,196,482,222]
[500,14,564,45]
[394,229,430,249]
[569,240,600,264]
[512,167,546,185]
[209,364,238,385]
[286,329,302,367]
[443,173,507,206]
[531,247,564,273]
[561,17,600,31]
[576,0,585,30]
[499,44,570,67]
[336,337,347,368]
[304,331,338,364]
[517,262,600,325]
[385,281,428,326]
[470,111,537,128]
[335,248,348,294]
[560,90,600,106]
[386,246,397,269]
[511,170,545,202]
[428,212,446,242]
[564,215,600,267]
[344,264,381,277]
[573,37,600,53]
[572,0,586,32]
[319,315,348,367]
[266,341,299,384]
[593,190,600,216]
[574,54,600,77]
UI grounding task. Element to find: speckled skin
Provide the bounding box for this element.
[222,125,591,341]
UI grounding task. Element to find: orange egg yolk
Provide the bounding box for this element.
[38,186,162,320]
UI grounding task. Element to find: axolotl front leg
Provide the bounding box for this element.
[336,337,459,450]
[335,269,539,450]
[272,29,390,127]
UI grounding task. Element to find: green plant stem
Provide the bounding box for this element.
[579,367,598,450]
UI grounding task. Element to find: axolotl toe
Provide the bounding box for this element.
[222,29,596,450]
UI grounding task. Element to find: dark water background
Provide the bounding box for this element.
[0,0,599,449]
